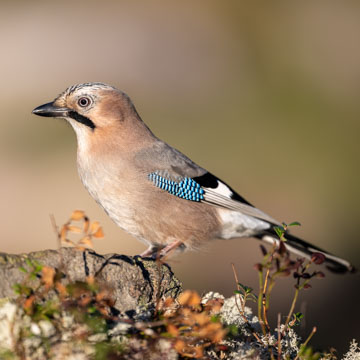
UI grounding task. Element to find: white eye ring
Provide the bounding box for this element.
[78,97,91,107]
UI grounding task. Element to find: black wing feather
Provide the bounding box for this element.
[193,172,254,206]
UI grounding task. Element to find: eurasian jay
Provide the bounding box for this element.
[32,83,355,273]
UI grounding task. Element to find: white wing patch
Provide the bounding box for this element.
[211,181,233,197]
[202,179,281,226]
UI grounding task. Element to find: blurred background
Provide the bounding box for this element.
[1,0,359,354]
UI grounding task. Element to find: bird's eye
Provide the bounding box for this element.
[78,97,91,107]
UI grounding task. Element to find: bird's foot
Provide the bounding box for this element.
[139,241,184,259]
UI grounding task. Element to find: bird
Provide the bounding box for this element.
[32,82,355,273]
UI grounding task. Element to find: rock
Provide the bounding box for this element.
[0,248,182,316]
[0,248,183,359]
[0,302,19,349]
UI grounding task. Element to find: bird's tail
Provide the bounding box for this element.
[257,229,356,274]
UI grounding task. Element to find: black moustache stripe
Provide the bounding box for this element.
[68,111,96,130]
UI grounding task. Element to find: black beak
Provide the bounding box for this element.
[32,102,70,118]
[32,101,96,130]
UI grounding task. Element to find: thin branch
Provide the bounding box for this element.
[231,263,241,292]
[49,214,61,249]
[262,268,271,331]
[294,327,317,360]
[49,213,68,280]
[302,326,317,348]
[277,313,282,360]
[257,269,267,335]
[231,263,264,344]
[284,286,300,330]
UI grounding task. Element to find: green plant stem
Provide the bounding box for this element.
[284,286,300,330]
[231,263,241,292]
[265,277,276,309]
[257,269,267,335]
[294,327,317,360]
[303,327,317,348]
[232,264,265,344]
[277,313,282,360]
[262,268,271,331]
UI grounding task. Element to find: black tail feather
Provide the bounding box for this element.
[256,229,356,274]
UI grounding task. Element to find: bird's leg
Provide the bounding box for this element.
[159,240,184,258]
[139,245,160,258]
[140,241,184,259]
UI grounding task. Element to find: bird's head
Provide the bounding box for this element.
[32,82,154,151]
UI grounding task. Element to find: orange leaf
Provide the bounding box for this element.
[203,298,224,313]
[167,324,179,337]
[193,346,204,358]
[98,306,110,317]
[42,266,55,289]
[212,328,227,343]
[75,246,87,252]
[95,290,108,302]
[71,210,85,221]
[93,227,104,238]
[178,290,192,306]
[79,236,94,248]
[181,308,191,317]
[173,340,185,353]
[79,294,91,307]
[179,290,201,307]
[60,226,68,242]
[90,221,100,234]
[164,297,174,308]
[86,276,95,286]
[67,225,82,234]
[55,282,67,297]
[198,322,225,342]
[193,312,210,326]
[23,295,35,311]
[188,292,201,307]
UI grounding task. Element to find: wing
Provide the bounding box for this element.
[193,173,280,225]
[136,141,281,226]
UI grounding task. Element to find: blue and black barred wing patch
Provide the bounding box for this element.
[148,171,280,225]
[148,172,204,202]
